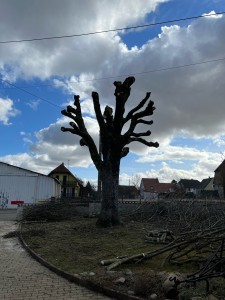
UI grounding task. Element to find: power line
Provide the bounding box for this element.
[0,11,224,44]
[1,79,61,108]
[1,56,224,90]
[0,56,224,109]
[0,83,55,89]
[75,57,225,82]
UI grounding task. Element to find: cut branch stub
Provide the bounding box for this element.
[121,147,129,158]
[69,122,79,133]
[61,109,71,117]
[147,100,155,112]
[131,130,151,138]
[128,138,159,148]
[61,127,76,134]
[150,141,159,148]
[69,122,77,128]
[74,95,80,106]
[67,105,77,114]
[103,106,113,118]
[137,119,153,125]
[113,76,135,99]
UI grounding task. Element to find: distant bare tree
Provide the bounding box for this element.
[131,174,142,194]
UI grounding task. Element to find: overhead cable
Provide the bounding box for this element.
[1,56,224,108]
[0,11,224,44]
[1,79,60,108]
[1,56,224,90]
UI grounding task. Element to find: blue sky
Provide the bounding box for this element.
[0,0,225,186]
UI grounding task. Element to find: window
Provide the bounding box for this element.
[63,176,67,184]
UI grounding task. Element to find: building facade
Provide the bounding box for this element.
[214,160,225,199]
[0,162,61,209]
[48,163,82,198]
[140,178,175,200]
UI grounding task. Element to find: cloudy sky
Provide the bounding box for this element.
[0,0,225,186]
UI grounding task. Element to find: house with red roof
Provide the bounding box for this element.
[48,163,83,198]
[140,178,175,200]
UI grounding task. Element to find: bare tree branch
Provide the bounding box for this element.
[61,109,77,123]
[69,121,79,131]
[132,100,155,120]
[131,130,151,138]
[113,77,135,134]
[72,95,87,132]
[122,94,156,148]
[123,92,151,124]
[61,127,77,134]
[61,95,101,170]
[136,119,153,125]
[128,137,159,148]
[120,147,129,158]
[92,91,106,130]
[61,77,159,226]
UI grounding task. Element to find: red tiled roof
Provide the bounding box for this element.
[48,163,72,175]
[156,183,175,193]
[48,163,82,185]
[141,178,175,193]
[142,178,159,191]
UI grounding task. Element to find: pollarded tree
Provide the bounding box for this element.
[61,77,159,227]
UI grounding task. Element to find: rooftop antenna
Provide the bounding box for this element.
[68,160,70,169]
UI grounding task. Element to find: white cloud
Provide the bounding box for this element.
[131,144,222,183]
[1,1,225,142]
[0,97,20,125]
[1,1,225,184]
[202,10,223,19]
[136,145,217,163]
[120,156,220,185]
[20,131,33,144]
[26,99,41,110]
[0,0,168,81]
[213,136,225,147]
[50,11,225,152]
[0,153,42,173]
[27,115,100,170]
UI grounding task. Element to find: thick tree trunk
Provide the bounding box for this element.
[96,166,120,227]
[61,77,159,226]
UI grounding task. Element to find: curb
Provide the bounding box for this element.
[18,223,143,300]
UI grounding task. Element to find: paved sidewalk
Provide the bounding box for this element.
[0,221,112,300]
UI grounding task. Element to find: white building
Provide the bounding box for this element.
[0,162,61,209]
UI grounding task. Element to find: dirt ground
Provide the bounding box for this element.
[19,216,225,300]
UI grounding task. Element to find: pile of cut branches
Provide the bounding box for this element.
[101,226,225,270]
[104,201,225,271]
